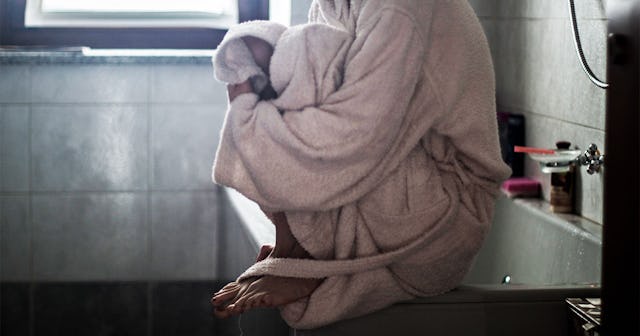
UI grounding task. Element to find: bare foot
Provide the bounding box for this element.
[220,276,322,318]
[211,212,323,318]
[210,244,273,316]
[212,243,321,317]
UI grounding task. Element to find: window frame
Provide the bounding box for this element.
[0,0,269,49]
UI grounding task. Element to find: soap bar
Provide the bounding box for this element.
[501,177,541,198]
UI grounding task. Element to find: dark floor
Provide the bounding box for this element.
[1,281,289,336]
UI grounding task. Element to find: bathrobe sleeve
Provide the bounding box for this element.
[213,8,425,211]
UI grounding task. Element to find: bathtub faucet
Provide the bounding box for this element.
[577,143,605,175]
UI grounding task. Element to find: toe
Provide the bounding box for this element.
[212,280,252,307]
[211,287,240,306]
[215,281,239,294]
[231,278,267,314]
[213,306,232,319]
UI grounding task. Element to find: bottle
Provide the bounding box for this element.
[497,112,525,177]
[550,141,575,213]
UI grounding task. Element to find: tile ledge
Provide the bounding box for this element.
[224,187,604,251]
[0,48,215,65]
[503,194,603,243]
[224,187,275,248]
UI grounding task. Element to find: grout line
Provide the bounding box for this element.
[29,283,35,336]
[147,282,153,336]
[498,105,606,132]
[215,186,226,279]
[477,16,608,21]
[0,189,217,195]
[146,65,153,336]
[29,102,148,107]
[0,201,3,333]
[1,106,3,192]
[27,64,35,336]
[25,102,228,107]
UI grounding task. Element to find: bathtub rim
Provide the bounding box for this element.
[223,187,602,299]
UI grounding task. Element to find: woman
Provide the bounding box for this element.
[211,0,511,329]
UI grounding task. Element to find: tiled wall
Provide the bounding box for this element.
[0,61,260,335]
[468,0,607,224]
[1,63,228,283]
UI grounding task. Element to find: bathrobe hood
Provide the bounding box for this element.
[310,0,363,32]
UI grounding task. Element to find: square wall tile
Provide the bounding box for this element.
[32,193,148,280]
[33,282,147,336]
[151,65,227,104]
[1,283,31,336]
[1,105,30,191]
[31,65,149,103]
[152,281,217,336]
[151,192,218,280]
[219,196,261,280]
[493,18,606,131]
[1,196,30,281]
[31,105,148,191]
[566,19,607,130]
[494,19,527,110]
[151,104,225,190]
[0,66,29,103]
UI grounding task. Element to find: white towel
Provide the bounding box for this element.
[213,20,286,93]
[213,20,351,110]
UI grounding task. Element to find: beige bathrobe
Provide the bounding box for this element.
[213,0,512,329]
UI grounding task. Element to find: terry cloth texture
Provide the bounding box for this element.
[213,20,287,93]
[213,20,352,111]
[212,0,512,329]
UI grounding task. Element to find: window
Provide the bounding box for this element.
[25,0,238,28]
[0,0,269,49]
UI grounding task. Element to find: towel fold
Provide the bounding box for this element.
[213,20,286,92]
[213,20,351,108]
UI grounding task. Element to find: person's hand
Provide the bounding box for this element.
[227,80,253,102]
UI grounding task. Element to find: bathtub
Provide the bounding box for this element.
[221,189,601,336]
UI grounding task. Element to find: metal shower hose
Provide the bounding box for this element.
[568,0,609,89]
